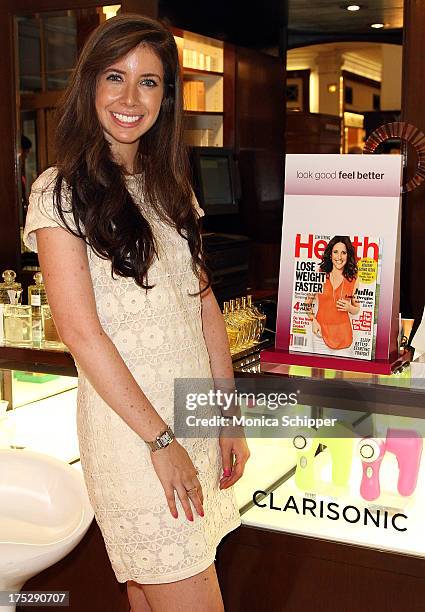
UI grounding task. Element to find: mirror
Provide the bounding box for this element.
[15,5,121,268]
[285,1,404,155]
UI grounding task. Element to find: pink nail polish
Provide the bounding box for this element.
[200,510,205,517]
[172,511,178,519]
[223,468,231,477]
[189,516,194,522]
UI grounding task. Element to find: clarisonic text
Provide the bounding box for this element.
[253,491,407,532]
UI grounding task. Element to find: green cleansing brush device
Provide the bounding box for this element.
[293,423,354,491]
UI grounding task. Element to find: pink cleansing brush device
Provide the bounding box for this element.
[385,428,423,497]
[359,438,386,501]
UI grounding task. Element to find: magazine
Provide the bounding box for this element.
[289,233,381,360]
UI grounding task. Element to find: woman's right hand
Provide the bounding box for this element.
[312,318,322,337]
[150,440,204,521]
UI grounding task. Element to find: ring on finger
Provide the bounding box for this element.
[186,486,198,494]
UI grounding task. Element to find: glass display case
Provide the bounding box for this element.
[0,365,78,462]
[3,336,425,561]
[2,342,425,610]
[233,357,425,558]
[214,356,425,612]
[0,335,78,464]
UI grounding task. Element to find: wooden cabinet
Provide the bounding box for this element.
[173,28,235,148]
[217,526,425,612]
[234,47,286,290]
[286,112,341,154]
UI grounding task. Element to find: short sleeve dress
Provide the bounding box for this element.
[23,168,241,584]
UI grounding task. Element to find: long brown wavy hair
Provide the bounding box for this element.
[52,14,206,290]
[319,235,358,282]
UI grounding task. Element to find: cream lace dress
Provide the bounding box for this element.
[23,168,241,584]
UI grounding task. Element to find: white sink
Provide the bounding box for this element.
[0,449,94,611]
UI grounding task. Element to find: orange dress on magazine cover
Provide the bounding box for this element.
[316,276,356,349]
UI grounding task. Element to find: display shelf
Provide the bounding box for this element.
[183,67,223,77]
[255,359,425,419]
[183,72,223,112]
[184,110,223,116]
[183,113,223,147]
[241,446,425,558]
[217,362,425,610]
[4,369,77,409]
[231,338,273,364]
[0,343,76,376]
[0,338,67,353]
[174,28,227,147]
[181,31,224,73]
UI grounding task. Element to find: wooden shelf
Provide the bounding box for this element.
[184,110,223,116]
[0,344,76,376]
[179,31,226,147]
[183,67,223,77]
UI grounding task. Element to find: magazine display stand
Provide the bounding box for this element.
[261,154,406,375]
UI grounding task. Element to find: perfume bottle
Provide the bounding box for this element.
[41,304,61,343]
[222,302,239,354]
[0,270,21,304]
[247,295,266,342]
[28,272,48,342]
[28,272,48,314]
[240,296,258,346]
[232,298,252,350]
[227,300,243,352]
[226,299,249,353]
[4,289,32,346]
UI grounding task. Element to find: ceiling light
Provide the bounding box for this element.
[347,4,361,10]
[102,5,120,19]
[371,23,384,28]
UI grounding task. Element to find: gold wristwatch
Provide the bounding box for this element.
[145,426,175,452]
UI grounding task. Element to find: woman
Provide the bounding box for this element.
[23,14,249,612]
[307,236,360,355]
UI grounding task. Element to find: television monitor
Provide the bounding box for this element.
[189,147,239,216]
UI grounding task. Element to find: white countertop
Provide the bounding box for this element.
[0,387,79,463]
[241,447,425,557]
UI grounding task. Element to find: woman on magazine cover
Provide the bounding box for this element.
[307,236,360,355]
[23,14,249,612]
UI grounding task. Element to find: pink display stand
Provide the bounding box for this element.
[260,347,410,375]
[263,154,405,376]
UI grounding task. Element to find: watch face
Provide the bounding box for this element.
[159,432,171,446]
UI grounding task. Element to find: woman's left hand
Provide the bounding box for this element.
[336,298,351,312]
[219,431,250,489]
